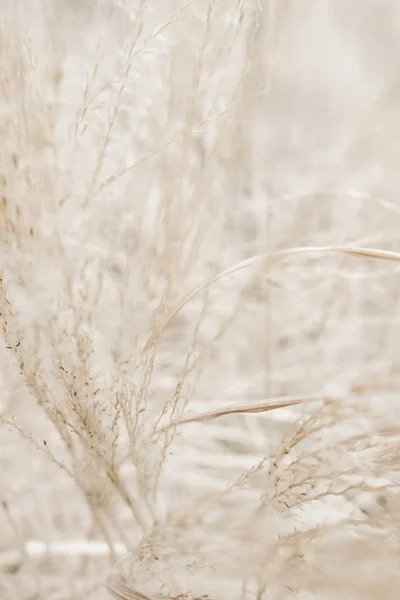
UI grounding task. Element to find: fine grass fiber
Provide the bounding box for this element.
[1,1,400,599]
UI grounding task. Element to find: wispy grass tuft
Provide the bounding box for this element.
[0,1,400,599]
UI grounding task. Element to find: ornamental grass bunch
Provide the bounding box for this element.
[0,2,400,599]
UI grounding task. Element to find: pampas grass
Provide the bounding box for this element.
[1,1,400,598]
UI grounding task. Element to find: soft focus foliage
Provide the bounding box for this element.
[0,1,400,598]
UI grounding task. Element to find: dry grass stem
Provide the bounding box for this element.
[160,395,324,429]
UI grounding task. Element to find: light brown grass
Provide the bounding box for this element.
[0,1,400,599]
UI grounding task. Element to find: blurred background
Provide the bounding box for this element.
[0,1,400,598]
